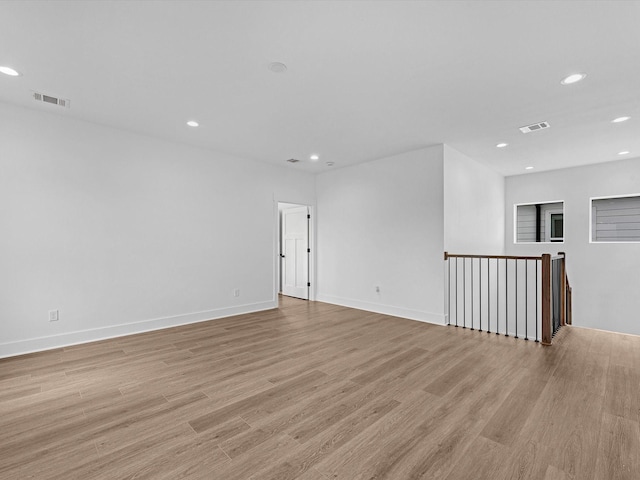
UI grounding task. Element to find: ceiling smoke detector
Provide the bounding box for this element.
[32,91,70,108]
[519,121,549,134]
[268,62,287,73]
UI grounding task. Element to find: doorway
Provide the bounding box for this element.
[278,202,311,301]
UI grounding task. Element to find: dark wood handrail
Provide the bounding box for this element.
[444,252,543,261]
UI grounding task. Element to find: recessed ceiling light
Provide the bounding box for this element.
[561,73,586,85]
[186,120,199,127]
[618,151,630,155]
[525,166,534,170]
[310,154,319,161]
[0,66,21,76]
[612,116,630,123]
[496,143,508,148]
[268,62,287,73]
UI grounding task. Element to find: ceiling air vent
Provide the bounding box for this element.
[286,158,300,163]
[32,91,70,108]
[519,121,549,134]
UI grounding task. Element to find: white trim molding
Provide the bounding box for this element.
[0,301,276,359]
[316,294,445,325]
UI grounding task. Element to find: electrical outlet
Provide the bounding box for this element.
[49,310,59,322]
[234,289,240,297]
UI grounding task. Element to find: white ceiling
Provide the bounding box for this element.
[1,0,639,176]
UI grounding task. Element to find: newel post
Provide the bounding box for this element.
[541,254,552,346]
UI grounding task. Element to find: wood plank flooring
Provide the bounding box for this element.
[1,296,639,479]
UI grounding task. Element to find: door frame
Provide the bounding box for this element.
[274,200,316,303]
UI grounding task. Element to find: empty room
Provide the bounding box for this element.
[1,1,639,479]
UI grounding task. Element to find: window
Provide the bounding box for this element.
[591,194,640,242]
[547,209,564,242]
[515,201,564,243]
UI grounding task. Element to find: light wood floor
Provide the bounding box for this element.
[1,296,639,479]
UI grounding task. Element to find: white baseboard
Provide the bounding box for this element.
[0,300,277,359]
[316,294,445,325]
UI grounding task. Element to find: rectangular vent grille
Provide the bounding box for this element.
[286,158,300,163]
[519,121,549,134]
[33,92,70,108]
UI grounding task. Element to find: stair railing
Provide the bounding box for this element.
[444,252,570,345]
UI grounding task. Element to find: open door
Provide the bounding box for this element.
[281,205,309,300]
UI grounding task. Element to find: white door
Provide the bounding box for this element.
[281,206,309,299]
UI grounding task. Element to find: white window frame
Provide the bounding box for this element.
[590,193,640,244]
[513,200,565,244]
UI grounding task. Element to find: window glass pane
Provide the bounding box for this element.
[592,195,640,242]
[550,214,563,239]
[515,201,564,243]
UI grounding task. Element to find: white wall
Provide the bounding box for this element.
[505,157,640,336]
[442,146,505,330]
[315,146,445,323]
[0,103,315,357]
[443,145,505,255]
